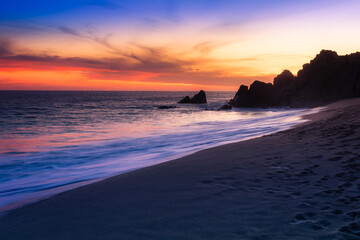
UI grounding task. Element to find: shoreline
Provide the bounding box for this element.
[1,98,360,239]
[0,107,318,215]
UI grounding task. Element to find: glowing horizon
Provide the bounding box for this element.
[1,0,360,91]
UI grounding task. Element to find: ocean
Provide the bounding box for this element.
[0,91,318,212]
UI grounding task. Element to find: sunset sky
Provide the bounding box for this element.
[1,0,360,91]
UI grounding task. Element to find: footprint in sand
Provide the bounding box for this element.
[335,172,345,178]
[305,212,317,218]
[293,213,307,222]
[339,222,360,237]
[323,189,334,195]
[346,210,360,219]
[328,156,343,161]
[336,150,353,155]
[342,195,354,204]
[311,224,323,230]
[331,209,343,215]
[318,220,332,227]
[338,182,353,189]
[201,180,213,184]
[321,206,330,211]
[320,175,330,181]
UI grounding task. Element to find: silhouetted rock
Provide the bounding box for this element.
[158,105,177,109]
[229,85,248,107]
[237,85,249,95]
[178,90,207,104]
[230,50,360,108]
[178,96,191,103]
[219,104,232,110]
[190,90,207,103]
[273,70,295,88]
[230,81,274,108]
[247,81,274,107]
[273,70,296,106]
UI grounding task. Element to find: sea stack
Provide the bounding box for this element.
[178,90,207,104]
[190,90,207,103]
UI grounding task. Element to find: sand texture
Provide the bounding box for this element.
[1,98,360,240]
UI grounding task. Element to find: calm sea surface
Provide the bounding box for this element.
[0,91,318,212]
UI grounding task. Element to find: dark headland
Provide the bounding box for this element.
[1,50,360,240]
[229,50,360,108]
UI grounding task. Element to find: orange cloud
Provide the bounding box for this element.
[0,35,280,91]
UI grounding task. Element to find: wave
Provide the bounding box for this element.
[0,107,320,213]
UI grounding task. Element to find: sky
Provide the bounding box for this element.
[1,0,360,91]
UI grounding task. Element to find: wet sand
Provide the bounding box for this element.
[1,98,360,240]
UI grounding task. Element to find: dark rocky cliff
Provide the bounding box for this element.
[230,50,360,108]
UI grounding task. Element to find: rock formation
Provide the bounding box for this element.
[230,50,360,108]
[219,104,232,110]
[190,90,207,103]
[178,90,207,104]
[178,96,191,103]
[158,105,177,109]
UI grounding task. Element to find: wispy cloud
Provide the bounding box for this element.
[0,32,278,89]
[192,41,232,55]
[0,47,275,87]
[0,47,192,74]
[57,26,116,52]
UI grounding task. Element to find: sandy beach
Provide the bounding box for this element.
[1,98,360,240]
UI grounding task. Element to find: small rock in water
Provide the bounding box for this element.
[158,105,177,109]
[219,104,232,110]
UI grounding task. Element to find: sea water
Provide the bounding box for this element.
[0,91,318,212]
